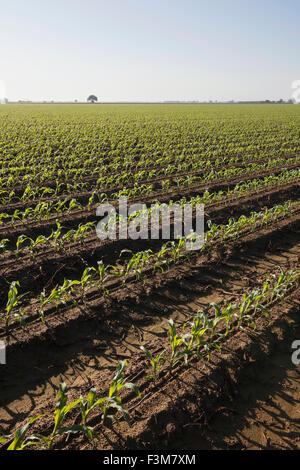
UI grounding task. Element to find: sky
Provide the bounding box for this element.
[0,0,300,102]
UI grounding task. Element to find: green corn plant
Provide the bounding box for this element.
[77,360,140,440]
[165,239,186,264]
[62,229,77,245]
[205,220,219,248]
[193,309,222,358]
[15,235,32,258]
[41,187,55,199]
[78,267,96,302]
[39,286,61,322]
[183,310,208,355]
[236,288,268,328]
[207,303,226,339]
[2,281,28,331]
[21,186,35,202]
[161,179,170,191]
[87,191,98,210]
[0,213,10,225]
[113,250,141,285]
[55,199,68,215]
[140,346,166,383]
[126,252,145,282]
[0,238,9,254]
[154,243,170,272]
[21,207,34,224]
[167,319,185,372]
[74,222,96,246]
[28,235,49,257]
[187,310,221,361]
[2,416,43,450]
[259,277,271,303]
[8,190,16,202]
[96,260,112,295]
[57,278,81,305]
[269,267,300,301]
[138,249,154,269]
[100,360,141,426]
[68,198,83,212]
[77,388,103,444]
[10,307,28,331]
[46,382,82,450]
[219,301,238,335]
[50,220,64,252]
[10,209,22,228]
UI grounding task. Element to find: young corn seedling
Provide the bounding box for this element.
[189,310,221,361]
[10,209,22,228]
[74,222,96,246]
[236,289,268,329]
[39,286,63,322]
[259,278,271,303]
[1,416,43,450]
[0,238,9,254]
[0,213,10,225]
[183,310,208,355]
[219,301,238,335]
[15,308,28,331]
[167,319,185,372]
[205,220,219,249]
[154,244,170,272]
[57,278,81,306]
[96,260,112,295]
[140,346,166,383]
[100,360,141,426]
[45,382,82,450]
[114,250,142,285]
[179,330,201,365]
[77,388,103,445]
[87,191,98,210]
[68,198,83,212]
[195,308,222,358]
[2,281,28,331]
[78,267,96,302]
[208,303,227,339]
[15,235,32,258]
[139,249,154,269]
[62,229,77,246]
[28,235,49,258]
[269,267,300,301]
[50,220,64,252]
[165,239,186,264]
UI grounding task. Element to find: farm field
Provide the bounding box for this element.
[0,103,299,450]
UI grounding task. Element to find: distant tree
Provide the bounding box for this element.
[87,95,98,103]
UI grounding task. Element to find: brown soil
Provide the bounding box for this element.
[177,320,300,450]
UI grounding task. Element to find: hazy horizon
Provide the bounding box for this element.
[1,0,300,103]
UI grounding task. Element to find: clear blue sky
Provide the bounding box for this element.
[1,0,299,101]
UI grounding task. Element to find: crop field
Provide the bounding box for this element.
[0,103,299,450]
